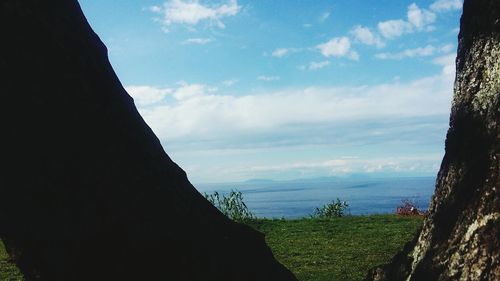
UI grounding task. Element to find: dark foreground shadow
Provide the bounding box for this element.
[0,1,297,280]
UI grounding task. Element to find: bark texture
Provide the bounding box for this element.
[0,1,297,280]
[365,0,500,280]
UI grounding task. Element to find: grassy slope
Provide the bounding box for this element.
[0,215,421,281]
[0,240,24,281]
[247,215,422,281]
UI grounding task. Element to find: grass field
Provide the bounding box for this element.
[247,215,422,281]
[0,215,422,281]
[0,240,24,281]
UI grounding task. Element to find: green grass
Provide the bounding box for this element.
[247,215,422,281]
[0,240,24,281]
[0,215,421,281]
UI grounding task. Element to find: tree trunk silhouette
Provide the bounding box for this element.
[0,1,297,280]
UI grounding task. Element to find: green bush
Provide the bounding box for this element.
[312,198,349,218]
[204,190,255,222]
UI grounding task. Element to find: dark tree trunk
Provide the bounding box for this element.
[365,0,500,280]
[0,1,297,280]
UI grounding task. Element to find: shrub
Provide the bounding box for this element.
[312,198,349,218]
[396,198,425,216]
[204,190,255,222]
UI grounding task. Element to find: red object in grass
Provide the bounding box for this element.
[396,199,426,216]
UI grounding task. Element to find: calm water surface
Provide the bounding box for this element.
[196,177,436,218]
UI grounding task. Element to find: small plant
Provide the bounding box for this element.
[312,198,349,218]
[396,198,425,216]
[204,190,255,222]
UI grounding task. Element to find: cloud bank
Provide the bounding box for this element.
[126,57,454,143]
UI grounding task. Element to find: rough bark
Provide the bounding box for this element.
[365,0,500,280]
[0,1,297,280]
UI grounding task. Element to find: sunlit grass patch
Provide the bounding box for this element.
[247,214,422,281]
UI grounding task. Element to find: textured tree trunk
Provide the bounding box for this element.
[0,1,297,280]
[365,0,500,280]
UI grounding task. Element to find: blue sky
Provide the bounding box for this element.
[78,0,462,183]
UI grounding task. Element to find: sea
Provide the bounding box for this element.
[195,176,436,218]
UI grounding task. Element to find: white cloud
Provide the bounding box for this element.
[270,48,301,58]
[150,0,241,31]
[433,53,456,66]
[375,44,454,60]
[317,37,359,60]
[407,3,436,30]
[149,5,162,13]
[272,48,290,58]
[319,11,330,22]
[173,82,217,100]
[350,25,385,48]
[181,37,214,44]
[378,19,413,39]
[430,0,462,12]
[376,45,436,59]
[125,85,172,106]
[257,76,280,81]
[308,60,330,70]
[433,53,456,79]
[440,43,455,53]
[378,3,436,39]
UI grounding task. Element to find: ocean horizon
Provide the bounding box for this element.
[195,176,436,218]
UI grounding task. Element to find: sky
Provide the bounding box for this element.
[78,0,463,183]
